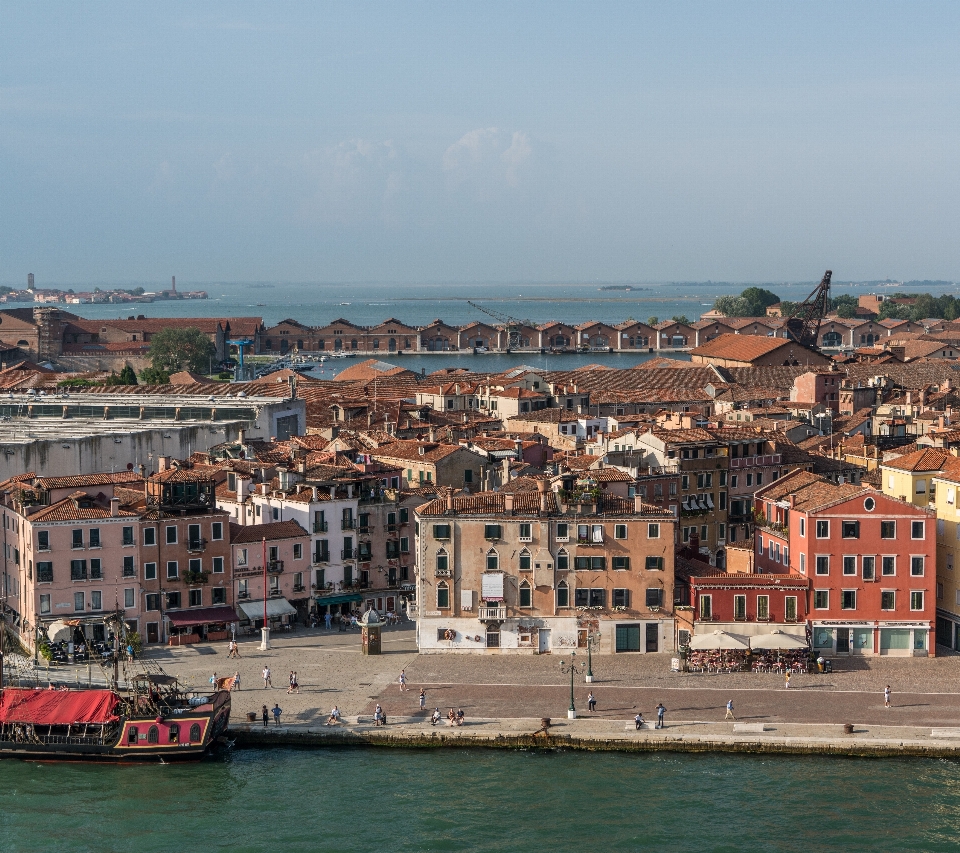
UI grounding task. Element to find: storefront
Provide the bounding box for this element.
[237,598,298,631]
[812,621,931,656]
[165,606,239,646]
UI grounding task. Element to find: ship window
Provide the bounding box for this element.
[168,724,180,744]
[127,726,138,745]
[148,726,159,744]
[189,723,202,743]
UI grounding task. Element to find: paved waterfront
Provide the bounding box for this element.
[135,624,960,735]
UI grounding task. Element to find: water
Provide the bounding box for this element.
[21,280,960,329]
[2,747,958,852]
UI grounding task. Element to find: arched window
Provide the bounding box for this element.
[189,724,201,743]
[388,337,396,351]
[556,548,569,571]
[148,726,159,744]
[556,581,569,608]
[372,338,380,349]
[486,549,499,571]
[297,339,304,349]
[519,580,532,608]
[518,549,531,571]
[437,581,450,609]
[127,726,138,745]
[821,331,843,348]
[486,623,500,648]
[169,724,180,744]
[350,338,358,350]
[436,548,449,573]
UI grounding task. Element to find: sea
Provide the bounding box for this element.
[2,746,959,852]
[37,278,960,376]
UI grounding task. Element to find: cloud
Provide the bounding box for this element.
[443,128,532,194]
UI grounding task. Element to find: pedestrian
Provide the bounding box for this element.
[325,612,332,630]
[399,669,407,692]
[884,685,891,708]
[210,672,218,688]
[374,704,383,726]
[228,639,240,658]
[456,708,465,726]
[261,704,269,727]
[431,707,441,726]
[272,703,282,726]
[655,703,666,729]
[635,712,645,730]
[288,671,296,694]
[419,688,426,710]
[232,671,241,691]
[127,643,135,661]
[262,666,272,688]
[725,699,735,720]
[587,691,597,712]
[817,655,825,673]
[785,672,791,689]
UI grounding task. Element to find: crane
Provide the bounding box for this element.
[783,270,832,349]
[466,301,530,351]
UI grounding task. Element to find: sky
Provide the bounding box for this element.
[3,1,960,286]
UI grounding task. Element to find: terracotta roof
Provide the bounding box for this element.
[34,471,144,490]
[881,448,950,473]
[689,334,798,362]
[29,494,138,521]
[371,441,478,463]
[229,520,309,543]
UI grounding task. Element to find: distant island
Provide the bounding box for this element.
[598,285,638,291]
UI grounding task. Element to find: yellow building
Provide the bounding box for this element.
[880,448,948,509]
[933,457,960,650]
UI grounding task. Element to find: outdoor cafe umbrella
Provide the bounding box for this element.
[45,620,74,643]
[749,630,808,650]
[688,630,751,650]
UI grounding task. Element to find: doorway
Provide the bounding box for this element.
[146,622,159,644]
[836,628,850,653]
[538,628,551,653]
[645,623,659,653]
[485,624,500,648]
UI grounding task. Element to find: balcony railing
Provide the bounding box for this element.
[435,567,452,577]
[358,525,372,535]
[341,519,357,530]
[268,560,284,574]
[313,521,328,533]
[341,548,358,560]
[313,552,330,565]
[185,570,209,585]
[478,606,506,621]
[187,538,207,553]
[386,524,398,533]
[730,453,782,469]
[357,552,373,563]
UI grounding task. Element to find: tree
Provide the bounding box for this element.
[139,366,170,385]
[647,316,659,326]
[671,315,690,325]
[739,287,781,316]
[103,364,138,386]
[713,295,750,317]
[835,302,856,319]
[148,327,215,374]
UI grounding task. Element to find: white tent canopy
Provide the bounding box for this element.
[45,620,75,642]
[750,630,808,650]
[688,630,751,650]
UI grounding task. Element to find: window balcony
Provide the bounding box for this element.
[358,525,372,535]
[478,606,506,622]
[187,538,207,553]
[267,560,284,574]
[341,519,357,530]
[341,548,358,560]
[313,521,328,533]
[435,567,452,578]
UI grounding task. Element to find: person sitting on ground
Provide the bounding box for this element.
[446,708,456,726]
[456,708,465,727]
[635,712,645,730]
[431,707,442,726]
[326,706,342,725]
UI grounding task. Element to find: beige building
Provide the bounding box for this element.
[415,485,675,654]
[370,440,489,490]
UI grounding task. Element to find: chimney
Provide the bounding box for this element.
[158,456,171,472]
[171,275,176,292]
[429,427,436,442]
[288,375,297,399]
[502,456,511,485]
[634,494,644,513]
[311,486,318,501]
[504,494,514,514]
[237,475,248,500]
[446,490,454,513]
[238,428,246,445]
[788,494,796,507]
[689,528,700,552]
[537,478,548,513]
[110,497,120,517]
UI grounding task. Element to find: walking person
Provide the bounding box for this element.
[262,666,272,688]
[399,669,407,692]
[232,671,241,691]
[374,704,383,726]
[655,703,666,729]
[884,685,891,708]
[261,705,269,728]
[725,699,735,720]
[784,671,791,689]
[228,639,240,658]
[324,612,332,630]
[419,688,426,710]
[587,691,597,713]
[272,703,282,726]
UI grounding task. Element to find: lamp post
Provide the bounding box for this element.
[559,652,585,719]
[585,632,600,683]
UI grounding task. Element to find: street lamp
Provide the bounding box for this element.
[559,652,586,719]
[585,632,600,683]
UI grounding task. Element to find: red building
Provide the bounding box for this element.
[755,470,935,657]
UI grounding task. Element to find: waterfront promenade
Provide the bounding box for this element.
[133,624,960,755]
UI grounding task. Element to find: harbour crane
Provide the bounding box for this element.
[466,301,531,351]
[783,270,832,349]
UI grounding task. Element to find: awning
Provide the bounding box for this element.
[314,593,363,607]
[237,598,297,621]
[0,688,118,725]
[166,606,239,627]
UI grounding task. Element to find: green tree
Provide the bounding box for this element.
[713,295,750,317]
[671,315,690,325]
[647,316,659,326]
[148,327,215,374]
[739,286,781,316]
[118,364,138,385]
[139,366,170,385]
[835,302,856,319]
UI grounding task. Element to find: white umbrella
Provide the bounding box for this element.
[688,630,751,650]
[750,630,808,650]
[45,620,73,642]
